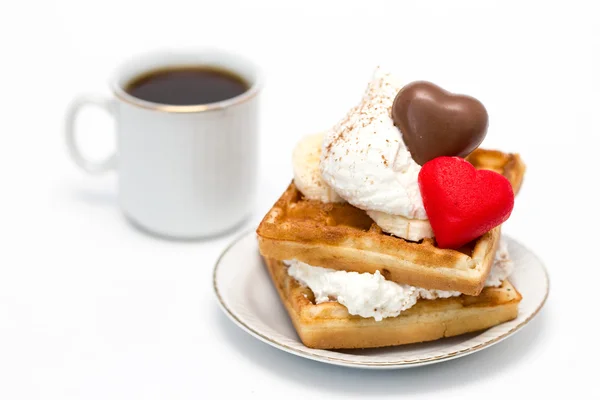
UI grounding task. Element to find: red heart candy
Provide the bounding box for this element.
[418,156,515,249]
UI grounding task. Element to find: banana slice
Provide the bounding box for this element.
[292,133,345,203]
[367,210,434,241]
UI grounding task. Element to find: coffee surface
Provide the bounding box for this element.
[125,67,249,105]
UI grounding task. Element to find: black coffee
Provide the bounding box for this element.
[125,67,249,106]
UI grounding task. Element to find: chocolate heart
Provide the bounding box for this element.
[392,81,488,166]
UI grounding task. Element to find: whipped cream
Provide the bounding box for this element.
[286,240,513,321]
[320,67,427,220]
[485,240,514,287]
[286,260,459,322]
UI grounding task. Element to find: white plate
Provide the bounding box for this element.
[213,231,549,369]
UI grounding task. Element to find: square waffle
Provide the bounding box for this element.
[264,257,522,349]
[257,149,526,296]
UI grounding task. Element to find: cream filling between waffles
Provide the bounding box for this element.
[319,67,434,241]
[285,241,514,322]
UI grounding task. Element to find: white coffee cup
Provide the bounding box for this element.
[65,49,262,239]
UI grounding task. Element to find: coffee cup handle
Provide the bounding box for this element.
[65,94,117,174]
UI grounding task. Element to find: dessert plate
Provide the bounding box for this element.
[213,230,549,369]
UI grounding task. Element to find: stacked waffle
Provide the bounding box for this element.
[257,69,526,349]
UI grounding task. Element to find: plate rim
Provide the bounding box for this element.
[213,229,550,368]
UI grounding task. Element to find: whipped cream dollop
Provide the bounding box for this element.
[286,240,513,321]
[320,67,427,220]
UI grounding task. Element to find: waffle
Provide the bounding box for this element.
[256,149,526,295]
[264,257,522,349]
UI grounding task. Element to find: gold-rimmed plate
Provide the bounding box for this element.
[213,231,549,369]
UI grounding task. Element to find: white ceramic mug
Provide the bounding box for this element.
[65,49,262,239]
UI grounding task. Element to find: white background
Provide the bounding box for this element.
[1,0,598,398]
